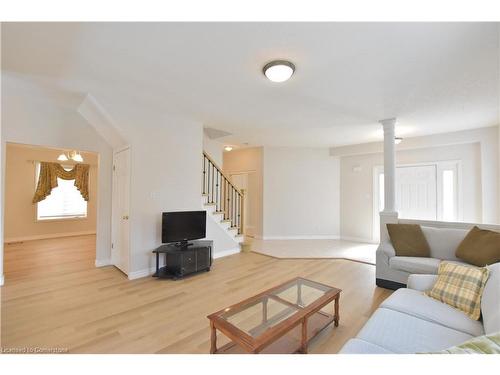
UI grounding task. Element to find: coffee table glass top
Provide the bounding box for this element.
[217,278,335,338]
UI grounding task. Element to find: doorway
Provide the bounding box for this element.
[229,171,257,238]
[3,142,99,281]
[111,147,131,275]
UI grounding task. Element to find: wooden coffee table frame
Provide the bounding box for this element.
[207,277,341,354]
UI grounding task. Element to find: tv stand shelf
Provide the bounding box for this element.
[152,240,213,280]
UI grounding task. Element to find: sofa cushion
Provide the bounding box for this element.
[389,256,441,274]
[339,338,394,354]
[455,226,500,267]
[381,288,484,337]
[425,262,489,320]
[421,226,467,261]
[387,224,430,257]
[481,262,500,334]
[355,307,473,353]
[407,274,438,291]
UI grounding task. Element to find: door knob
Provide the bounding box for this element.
[123,215,129,220]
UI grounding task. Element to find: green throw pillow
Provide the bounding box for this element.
[434,332,500,354]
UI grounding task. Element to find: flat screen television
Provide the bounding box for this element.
[162,211,206,245]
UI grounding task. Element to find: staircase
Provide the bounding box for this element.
[202,152,244,244]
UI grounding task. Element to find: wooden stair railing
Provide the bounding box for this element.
[202,152,244,235]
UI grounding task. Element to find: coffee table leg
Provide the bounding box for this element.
[334,295,340,327]
[300,318,308,354]
[210,321,217,354]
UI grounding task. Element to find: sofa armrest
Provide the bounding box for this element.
[378,242,396,258]
[407,274,438,292]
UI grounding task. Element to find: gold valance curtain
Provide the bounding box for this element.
[32,162,90,204]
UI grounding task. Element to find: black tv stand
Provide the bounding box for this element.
[152,240,213,280]
[175,241,194,248]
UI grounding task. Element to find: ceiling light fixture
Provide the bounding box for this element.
[263,60,295,83]
[57,150,84,163]
[57,153,69,161]
[224,146,233,152]
[395,137,403,145]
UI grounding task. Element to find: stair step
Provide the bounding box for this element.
[213,211,224,214]
[220,219,231,223]
[204,202,216,206]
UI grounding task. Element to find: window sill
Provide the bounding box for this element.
[36,216,88,223]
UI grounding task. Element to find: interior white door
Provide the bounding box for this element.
[112,147,130,275]
[396,165,437,220]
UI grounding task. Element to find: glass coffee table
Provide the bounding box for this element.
[207,277,341,354]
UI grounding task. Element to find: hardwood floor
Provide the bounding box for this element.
[1,235,392,353]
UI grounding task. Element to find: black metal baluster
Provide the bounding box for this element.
[232,188,235,227]
[207,160,210,203]
[223,178,226,219]
[237,193,241,234]
[202,156,206,194]
[211,165,215,203]
[226,180,229,221]
[216,170,220,211]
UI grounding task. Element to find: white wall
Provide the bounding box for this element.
[262,147,340,239]
[1,73,114,266]
[203,133,225,167]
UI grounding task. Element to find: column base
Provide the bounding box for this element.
[379,211,399,243]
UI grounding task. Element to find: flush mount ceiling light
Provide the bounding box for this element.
[395,137,403,145]
[224,146,233,152]
[263,60,295,83]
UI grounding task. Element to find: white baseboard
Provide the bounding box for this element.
[0,274,4,286]
[261,235,340,240]
[341,236,378,244]
[213,247,240,259]
[4,231,97,243]
[128,268,153,280]
[95,258,113,267]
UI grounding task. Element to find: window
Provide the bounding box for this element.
[36,164,88,221]
[442,169,456,222]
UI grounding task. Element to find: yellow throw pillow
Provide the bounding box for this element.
[425,262,490,320]
[455,226,500,267]
[386,224,431,257]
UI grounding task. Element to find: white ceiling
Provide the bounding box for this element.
[2,22,499,147]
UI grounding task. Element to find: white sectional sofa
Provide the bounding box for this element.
[376,223,500,289]
[340,262,500,353]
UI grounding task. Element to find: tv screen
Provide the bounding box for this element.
[162,211,206,243]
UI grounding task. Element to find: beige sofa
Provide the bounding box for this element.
[376,222,500,289]
[341,262,500,353]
